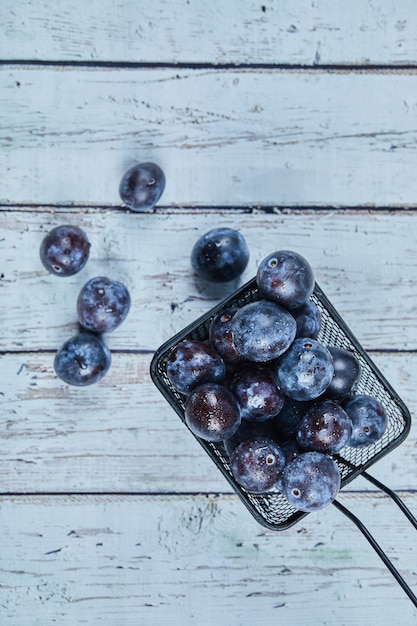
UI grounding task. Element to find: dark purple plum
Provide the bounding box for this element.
[296,400,353,453]
[273,397,313,441]
[230,365,285,422]
[185,383,241,442]
[343,394,388,447]
[223,417,277,457]
[231,299,297,362]
[280,439,303,465]
[230,437,286,493]
[166,340,226,395]
[119,162,165,211]
[276,338,334,401]
[191,228,249,283]
[325,346,361,401]
[54,331,111,386]
[209,307,247,367]
[275,439,304,491]
[77,276,131,334]
[293,300,322,339]
[256,250,315,310]
[281,451,341,512]
[40,225,90,277]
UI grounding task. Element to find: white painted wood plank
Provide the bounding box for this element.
[1,0,417,66]
[0,351,414,493]
[3,4,416,624]
[1,210,416,351]
[1,68,417,207]
[0,493,416,625]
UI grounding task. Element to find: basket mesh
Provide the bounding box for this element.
[150,279,410,530]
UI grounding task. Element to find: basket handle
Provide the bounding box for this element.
[333,473,417,608]
[360,470,417,530]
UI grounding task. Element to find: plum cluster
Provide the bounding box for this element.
[40,225,131,386]
[166,249,388,513]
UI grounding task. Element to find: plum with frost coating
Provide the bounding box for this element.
[191,227,249,282]
[275,439,304,492]
[276,337,334,401]
[223,416,278,457]
[325,346,361,401]
[184,383,241,442]
[119,162,165,211]
[293,300,322,339]
[257,250,315,310]
[209,307,247,367]
[296,400,353,453]
[54,331,111,386]
[231,299,297,362]
[273,397,314,441]
[230,437,286,493]
[230,365,285,422]
[40,225,90,276]
[343,394,388,447]
[166,340,226,395]
[281,451,341,512]
[77,276,131,334]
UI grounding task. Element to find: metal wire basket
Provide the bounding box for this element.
[150,277,416,605]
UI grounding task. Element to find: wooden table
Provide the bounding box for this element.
[1,2,417,624]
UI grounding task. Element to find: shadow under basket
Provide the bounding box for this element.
[150,278,416,606]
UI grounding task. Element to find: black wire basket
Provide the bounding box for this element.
[150,277,416,605]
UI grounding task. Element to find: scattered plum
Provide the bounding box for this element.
[191,227,249,282]
[54,331,111,386]
[119,162,165,211]
[77,276,131,334]
[40,225,90,277]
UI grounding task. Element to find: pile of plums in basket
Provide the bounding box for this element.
[166,249,388,513]
[40,224,131,386]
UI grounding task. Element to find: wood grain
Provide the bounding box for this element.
[0,351,414,493]
[1,210,416,351]
[1,68,417,207]
[2,2,417,622]
[0,493,416,625]
[1,0,417,66]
